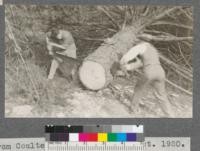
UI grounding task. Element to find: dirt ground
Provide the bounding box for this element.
[5,74,192,118]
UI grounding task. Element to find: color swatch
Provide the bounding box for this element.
[48,132,143,142]
[45,125,143,133]
[45,125,144,142]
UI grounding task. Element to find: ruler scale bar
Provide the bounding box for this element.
[46,142,144,151]
[0,137,190,151]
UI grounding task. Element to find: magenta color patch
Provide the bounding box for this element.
[79,133,89,141]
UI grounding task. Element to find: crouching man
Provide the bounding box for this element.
[46,28,78,80]
[120,42,174,117]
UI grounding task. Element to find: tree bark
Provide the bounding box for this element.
[79,7,183,90]
[79,26,140,90]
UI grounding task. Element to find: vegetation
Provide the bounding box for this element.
[5,5,193,117]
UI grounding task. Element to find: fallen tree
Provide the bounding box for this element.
[79,6,193,91]
[79,27,138,90]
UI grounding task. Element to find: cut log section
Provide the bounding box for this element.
[79,27,139,90]
[79,61,106,90]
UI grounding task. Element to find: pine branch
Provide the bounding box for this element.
[5,17,40,101]
[138,7,180,31]
[138,33,193,42]
[97,6,121,29]
[151,21,193,30]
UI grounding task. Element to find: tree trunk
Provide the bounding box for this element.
[79,26,140,90]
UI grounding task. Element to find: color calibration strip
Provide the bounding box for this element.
[46,132,143,142]
[45,125,144,133]
[45,125,144,142]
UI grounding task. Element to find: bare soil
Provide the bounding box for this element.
[5,74,192,118]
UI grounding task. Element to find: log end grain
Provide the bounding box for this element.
[79,60,106,90]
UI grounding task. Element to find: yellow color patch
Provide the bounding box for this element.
[98,133,107,142]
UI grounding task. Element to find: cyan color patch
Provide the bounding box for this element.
[116,133,127,141]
